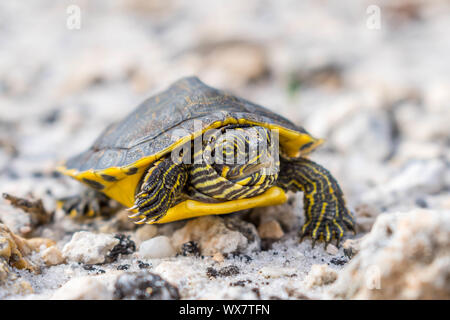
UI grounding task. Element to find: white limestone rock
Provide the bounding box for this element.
[331,209,450,299]
[171,216,260,256]
[62,231,119,264]
[138,236,176,259]
[51,275,117,300]
[305,264,338,288]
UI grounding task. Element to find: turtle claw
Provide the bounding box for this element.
[299,232,307,244]
[135,217,148,224]
[136,190,147,198]
[299,217,351,250]
[126,205,138,212]
[335,237,341,248]
[127,211,141,219]
[298,197,355,249]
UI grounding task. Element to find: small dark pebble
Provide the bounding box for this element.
[261,239,274,251]
[106,234,136,263]
[230,279,252,287]
[83,265,106,274]
[6,169,19,179]
[415,197,428,208]
[226,253,252,263]
[114,272,179,300]
[83,264,95,271]
[207,265,240,278]
[252,288,261,299]
[218,265,240,277]
[206,267,219,278]
[32,171,44,178]
[31,171,60,178]
[179,241,200,257]
[137,260,151,269]
[230,280,247,287]
[42,109,60,124]
[51,171,62,178]
[117,264,130,270]
[344,248,356,259]
[330,256,348,266]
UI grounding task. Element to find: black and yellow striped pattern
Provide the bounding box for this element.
[129,125,279,223]
[126,124,354,246]
[189,163,277,201]
[190,125,278,201]
[277,156,355,247]
[128,158,188,224]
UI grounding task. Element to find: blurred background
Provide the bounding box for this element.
[0,0,449,230]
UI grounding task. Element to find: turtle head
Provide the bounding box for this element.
[212,126,279,181]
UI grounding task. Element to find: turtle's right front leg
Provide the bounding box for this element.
[128,157,188,224]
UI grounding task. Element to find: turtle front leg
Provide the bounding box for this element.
[128,157,188,224]
[277,156,355,247]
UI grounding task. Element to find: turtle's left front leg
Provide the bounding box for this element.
[128,157,188,224]
[277,156,355,247]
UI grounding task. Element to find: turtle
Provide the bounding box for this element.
[58,76,355,247]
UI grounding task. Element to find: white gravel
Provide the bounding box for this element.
[139,236,176,259]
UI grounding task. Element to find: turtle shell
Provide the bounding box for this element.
[59,76,322,207]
